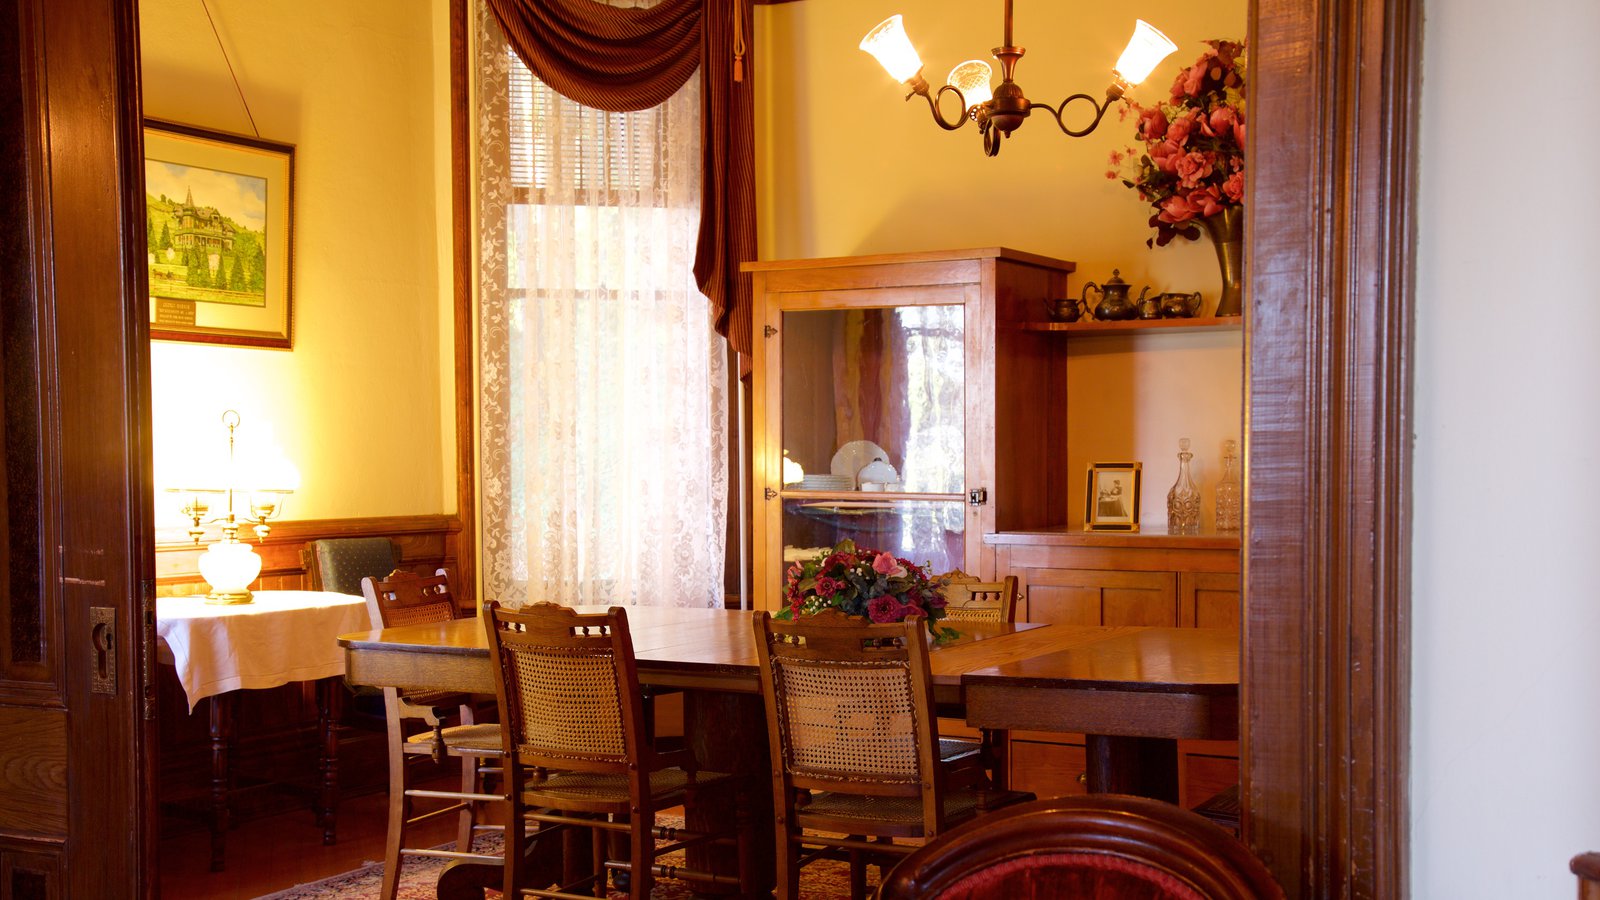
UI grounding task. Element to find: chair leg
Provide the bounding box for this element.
[456,754,478,852]
[379,690,408,900]
[591,818,609,898]
[501,762,524,900]
[629,810,653,899]
[848,845,868,900]
[774,830,801,900]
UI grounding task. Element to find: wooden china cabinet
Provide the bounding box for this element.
[744,248,1243,806]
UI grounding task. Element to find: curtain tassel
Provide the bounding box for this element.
[732,0,746,82]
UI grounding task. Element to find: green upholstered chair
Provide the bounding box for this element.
[309,537,399,595]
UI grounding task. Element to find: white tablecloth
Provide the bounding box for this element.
[156,590,372,711]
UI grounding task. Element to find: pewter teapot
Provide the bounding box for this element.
[1042,296,1087,322]
[1081,269,1149,322]
[1157,290,1203,318]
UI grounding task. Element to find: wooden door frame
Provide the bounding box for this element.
[6,0,157,894]
[1245,0,1418,896]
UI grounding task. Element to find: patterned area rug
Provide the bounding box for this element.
[253,822,861,899]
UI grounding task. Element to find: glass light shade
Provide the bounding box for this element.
[860,15,923,83]
[946,60,994,110]
[1113,19,1178,86]
[781,454,805,486]
[197,539,262,604]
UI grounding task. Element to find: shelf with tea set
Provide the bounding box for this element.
[1014,316,1242,337]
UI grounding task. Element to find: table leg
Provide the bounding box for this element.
[684,690,775,896]
[436,819,562,900]
[316,676,341,845]
[208,692,234,872]
[1084,734,1179,803]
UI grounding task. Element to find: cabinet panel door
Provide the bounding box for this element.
[1021,568,1178,626]
[1009,738,1087,800]
[1180,571,1242,628]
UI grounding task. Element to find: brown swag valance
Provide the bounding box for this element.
[484,0,756,363]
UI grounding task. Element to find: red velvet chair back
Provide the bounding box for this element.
[877,795,1283,900]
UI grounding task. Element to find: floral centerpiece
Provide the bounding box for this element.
[777,539,958,642]
[1110,39,1247,248]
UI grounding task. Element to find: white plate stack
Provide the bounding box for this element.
[797,473,854,491]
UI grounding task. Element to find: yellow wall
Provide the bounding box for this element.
[139,0,456,533]
[756,0,1247,527]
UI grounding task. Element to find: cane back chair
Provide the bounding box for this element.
[361,571,505,900]
[484,602,755,899]
[937,571,1019,624]
[935,570,1022,789]
[752,609,1034,899]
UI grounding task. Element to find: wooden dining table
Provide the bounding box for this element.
[338,606,1238,897]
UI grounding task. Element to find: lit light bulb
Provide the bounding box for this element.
[860,15,924,84]
[946,60,994,110]
[1113,20,1178,87]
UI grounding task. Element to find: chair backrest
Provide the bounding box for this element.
[483,602,647,775]
[877,795,1284,900]
[1573,852,1600,900]
[360,570,460,630]
[752,609,945,831]
[938,570,1018,623]
[310,537,399,596]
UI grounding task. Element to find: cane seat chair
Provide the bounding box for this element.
[485,602,755,899]
[938,571,1019,624]
[878,794,1283,899]
[752,609,1035,900]
[934,571,1022,789]
[361,571,505,900]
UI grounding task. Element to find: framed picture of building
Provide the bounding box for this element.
[143,120,294,348]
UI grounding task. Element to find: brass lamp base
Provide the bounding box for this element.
[205,589,254,605]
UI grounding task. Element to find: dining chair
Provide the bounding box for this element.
[1573,852,1600,900]
[876,794,1284,899]
[309,536,400,595]
[752,608,1034,900]
[935,570,1022,790]
[361,571,505,900]
[484,601,755,899]
[938,570,1019,623]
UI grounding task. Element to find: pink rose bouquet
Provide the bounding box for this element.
[1110,39,1246,247]
[778,539,957,641]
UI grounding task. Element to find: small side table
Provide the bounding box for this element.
[156,589,371,871]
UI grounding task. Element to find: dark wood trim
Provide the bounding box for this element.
[1244,0,1418,896]
[450,0,478,606]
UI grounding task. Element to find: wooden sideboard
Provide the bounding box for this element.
[986,527,1239,807]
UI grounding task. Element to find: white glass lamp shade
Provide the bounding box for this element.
[781,454,805,486]
[1113,20,1178,86]
[860,15,923,83]
[946,60,994,110]
[198,539,262,604]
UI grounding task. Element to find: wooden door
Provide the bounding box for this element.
[1,0,155,895]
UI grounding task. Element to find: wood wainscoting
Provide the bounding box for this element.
[154,514,469,837]
[155,514,467,600]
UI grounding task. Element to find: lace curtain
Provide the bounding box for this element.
[477,2,728,608]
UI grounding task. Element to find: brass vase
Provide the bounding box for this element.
[1199,206,1244,317]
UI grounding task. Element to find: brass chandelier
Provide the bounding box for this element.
[860,1,1178,157]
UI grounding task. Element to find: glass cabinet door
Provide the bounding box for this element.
[775,303,965,590]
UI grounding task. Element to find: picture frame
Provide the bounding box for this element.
[143,119,294,348]
[1085,461,1142,532]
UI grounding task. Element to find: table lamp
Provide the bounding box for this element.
[169,410,297,604]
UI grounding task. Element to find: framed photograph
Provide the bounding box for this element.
[143,119,294,348]
[1085,462,1142,532]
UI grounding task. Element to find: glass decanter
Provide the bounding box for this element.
[1166,437,1201,535]
[1215,438,1242,533]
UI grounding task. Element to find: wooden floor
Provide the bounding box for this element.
[158,773,462,899]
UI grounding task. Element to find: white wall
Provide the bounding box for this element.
[140,0,456,532]
[1412,0,1600,895]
